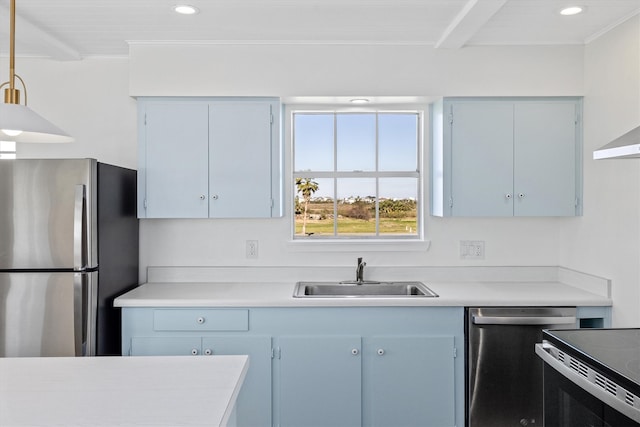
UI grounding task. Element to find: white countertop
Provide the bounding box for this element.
[0,355,248,427]
[114,280,612,308]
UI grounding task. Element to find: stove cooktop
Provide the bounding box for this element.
[543,328,640,395]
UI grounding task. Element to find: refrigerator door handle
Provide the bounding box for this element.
[73,273,84,356]
[73,184,88,271]
[74,272,96,356]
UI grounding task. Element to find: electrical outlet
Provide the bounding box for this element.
[460,240,485,260]
[246,240,259,259]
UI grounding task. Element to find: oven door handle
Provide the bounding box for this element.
[472,315,576,325]
[535,343,640,424]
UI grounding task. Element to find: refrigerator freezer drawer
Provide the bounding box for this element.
[0,271,97,357]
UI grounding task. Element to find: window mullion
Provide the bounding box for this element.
[375,112,380,236]
[333,113,338,237]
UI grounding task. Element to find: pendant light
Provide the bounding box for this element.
[0,0,73,143]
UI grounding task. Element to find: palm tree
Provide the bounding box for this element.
[295,178,319,235]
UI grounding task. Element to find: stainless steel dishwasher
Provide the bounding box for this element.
[466,307,577,427]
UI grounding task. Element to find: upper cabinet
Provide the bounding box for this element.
[431,97,583,217]
[137,97,282,219]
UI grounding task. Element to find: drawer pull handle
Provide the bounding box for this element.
[197,317,205,324]
[191,348,199,355]
[204,348,213,356]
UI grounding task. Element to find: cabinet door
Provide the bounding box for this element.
[202,336,272,427]
[130,336,202,356]
[514,102,578,216]
[142,102,209,218]
[450,102,514,216]
[364,336,456,427]
[278,336,362,427]
[209,101,274,218]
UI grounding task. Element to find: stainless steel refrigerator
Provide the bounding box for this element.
[0,158,138,357]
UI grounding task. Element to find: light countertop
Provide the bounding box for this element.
[114,280,612,308]
[0,355,248,426]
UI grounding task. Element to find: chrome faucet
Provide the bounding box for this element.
[355,257,366,284]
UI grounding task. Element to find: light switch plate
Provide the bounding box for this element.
[460,240,485,260]
[246,240,259,259]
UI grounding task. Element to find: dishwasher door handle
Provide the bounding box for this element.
[472,315,577,325]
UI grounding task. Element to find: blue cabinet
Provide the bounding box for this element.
[123,308,272,427]
[364,336,456,427]
[137,97,281,218]
[129,335,272,427]
[431,97,583,217]
[139,101,209,218]
[121,306,464,427]
[278,336,362,427]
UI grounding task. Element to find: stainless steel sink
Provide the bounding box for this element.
[293,281,439,298]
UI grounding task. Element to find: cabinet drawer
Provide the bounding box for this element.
[153,309,249,331]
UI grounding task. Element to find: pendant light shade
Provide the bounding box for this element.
[0,0,73,143]
[0,103,73,143]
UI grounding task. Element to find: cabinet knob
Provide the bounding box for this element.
[211,195,219,200]
[197,317,205,324]
[204,348,213,356]
[199,195,206,200]
[191,348,199,355]
[351,348,359,355]
[505,193,512,199]
[518,193,525,198]
[377,349,385,356]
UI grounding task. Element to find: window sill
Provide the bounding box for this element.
[286,239,431,253]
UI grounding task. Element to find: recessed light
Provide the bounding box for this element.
[559,6,584,16]
[173,5,199,15]
[350,98,370,104]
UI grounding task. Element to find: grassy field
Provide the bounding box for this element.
[295,217,417,236]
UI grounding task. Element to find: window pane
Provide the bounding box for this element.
[379,114,418,171]
[0,141,16,152]
[294,114,334,171]
[336,178,376,235]
[337,114,375,171]
[379,178,418,235]
[294,177,334,236]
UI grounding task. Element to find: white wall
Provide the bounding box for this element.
[561,15,640,327]
[7,38,639,326]
[6,57,137,169]
[129,43,583,97]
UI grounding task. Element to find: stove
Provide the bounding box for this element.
[537,328,640,425]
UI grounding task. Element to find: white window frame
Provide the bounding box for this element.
[286,103,429,251]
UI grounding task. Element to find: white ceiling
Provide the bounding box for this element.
[0,0,638,60]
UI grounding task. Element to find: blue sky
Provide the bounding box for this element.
[294,112,419,199]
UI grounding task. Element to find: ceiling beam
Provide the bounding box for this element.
[0,4,81,61]
[435,0,507,49]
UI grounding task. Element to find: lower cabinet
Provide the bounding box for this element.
[364,336,455,427]
[276,335,456,427]
[121,307,464,427]
[278,336,362,427]
[129,335,272,427]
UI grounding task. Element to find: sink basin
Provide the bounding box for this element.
[293,281,439,298]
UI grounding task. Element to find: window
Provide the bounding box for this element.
[293,111,421,239]
[0,141,16,159]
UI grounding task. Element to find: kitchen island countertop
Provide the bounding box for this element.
[0,355,248,426]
